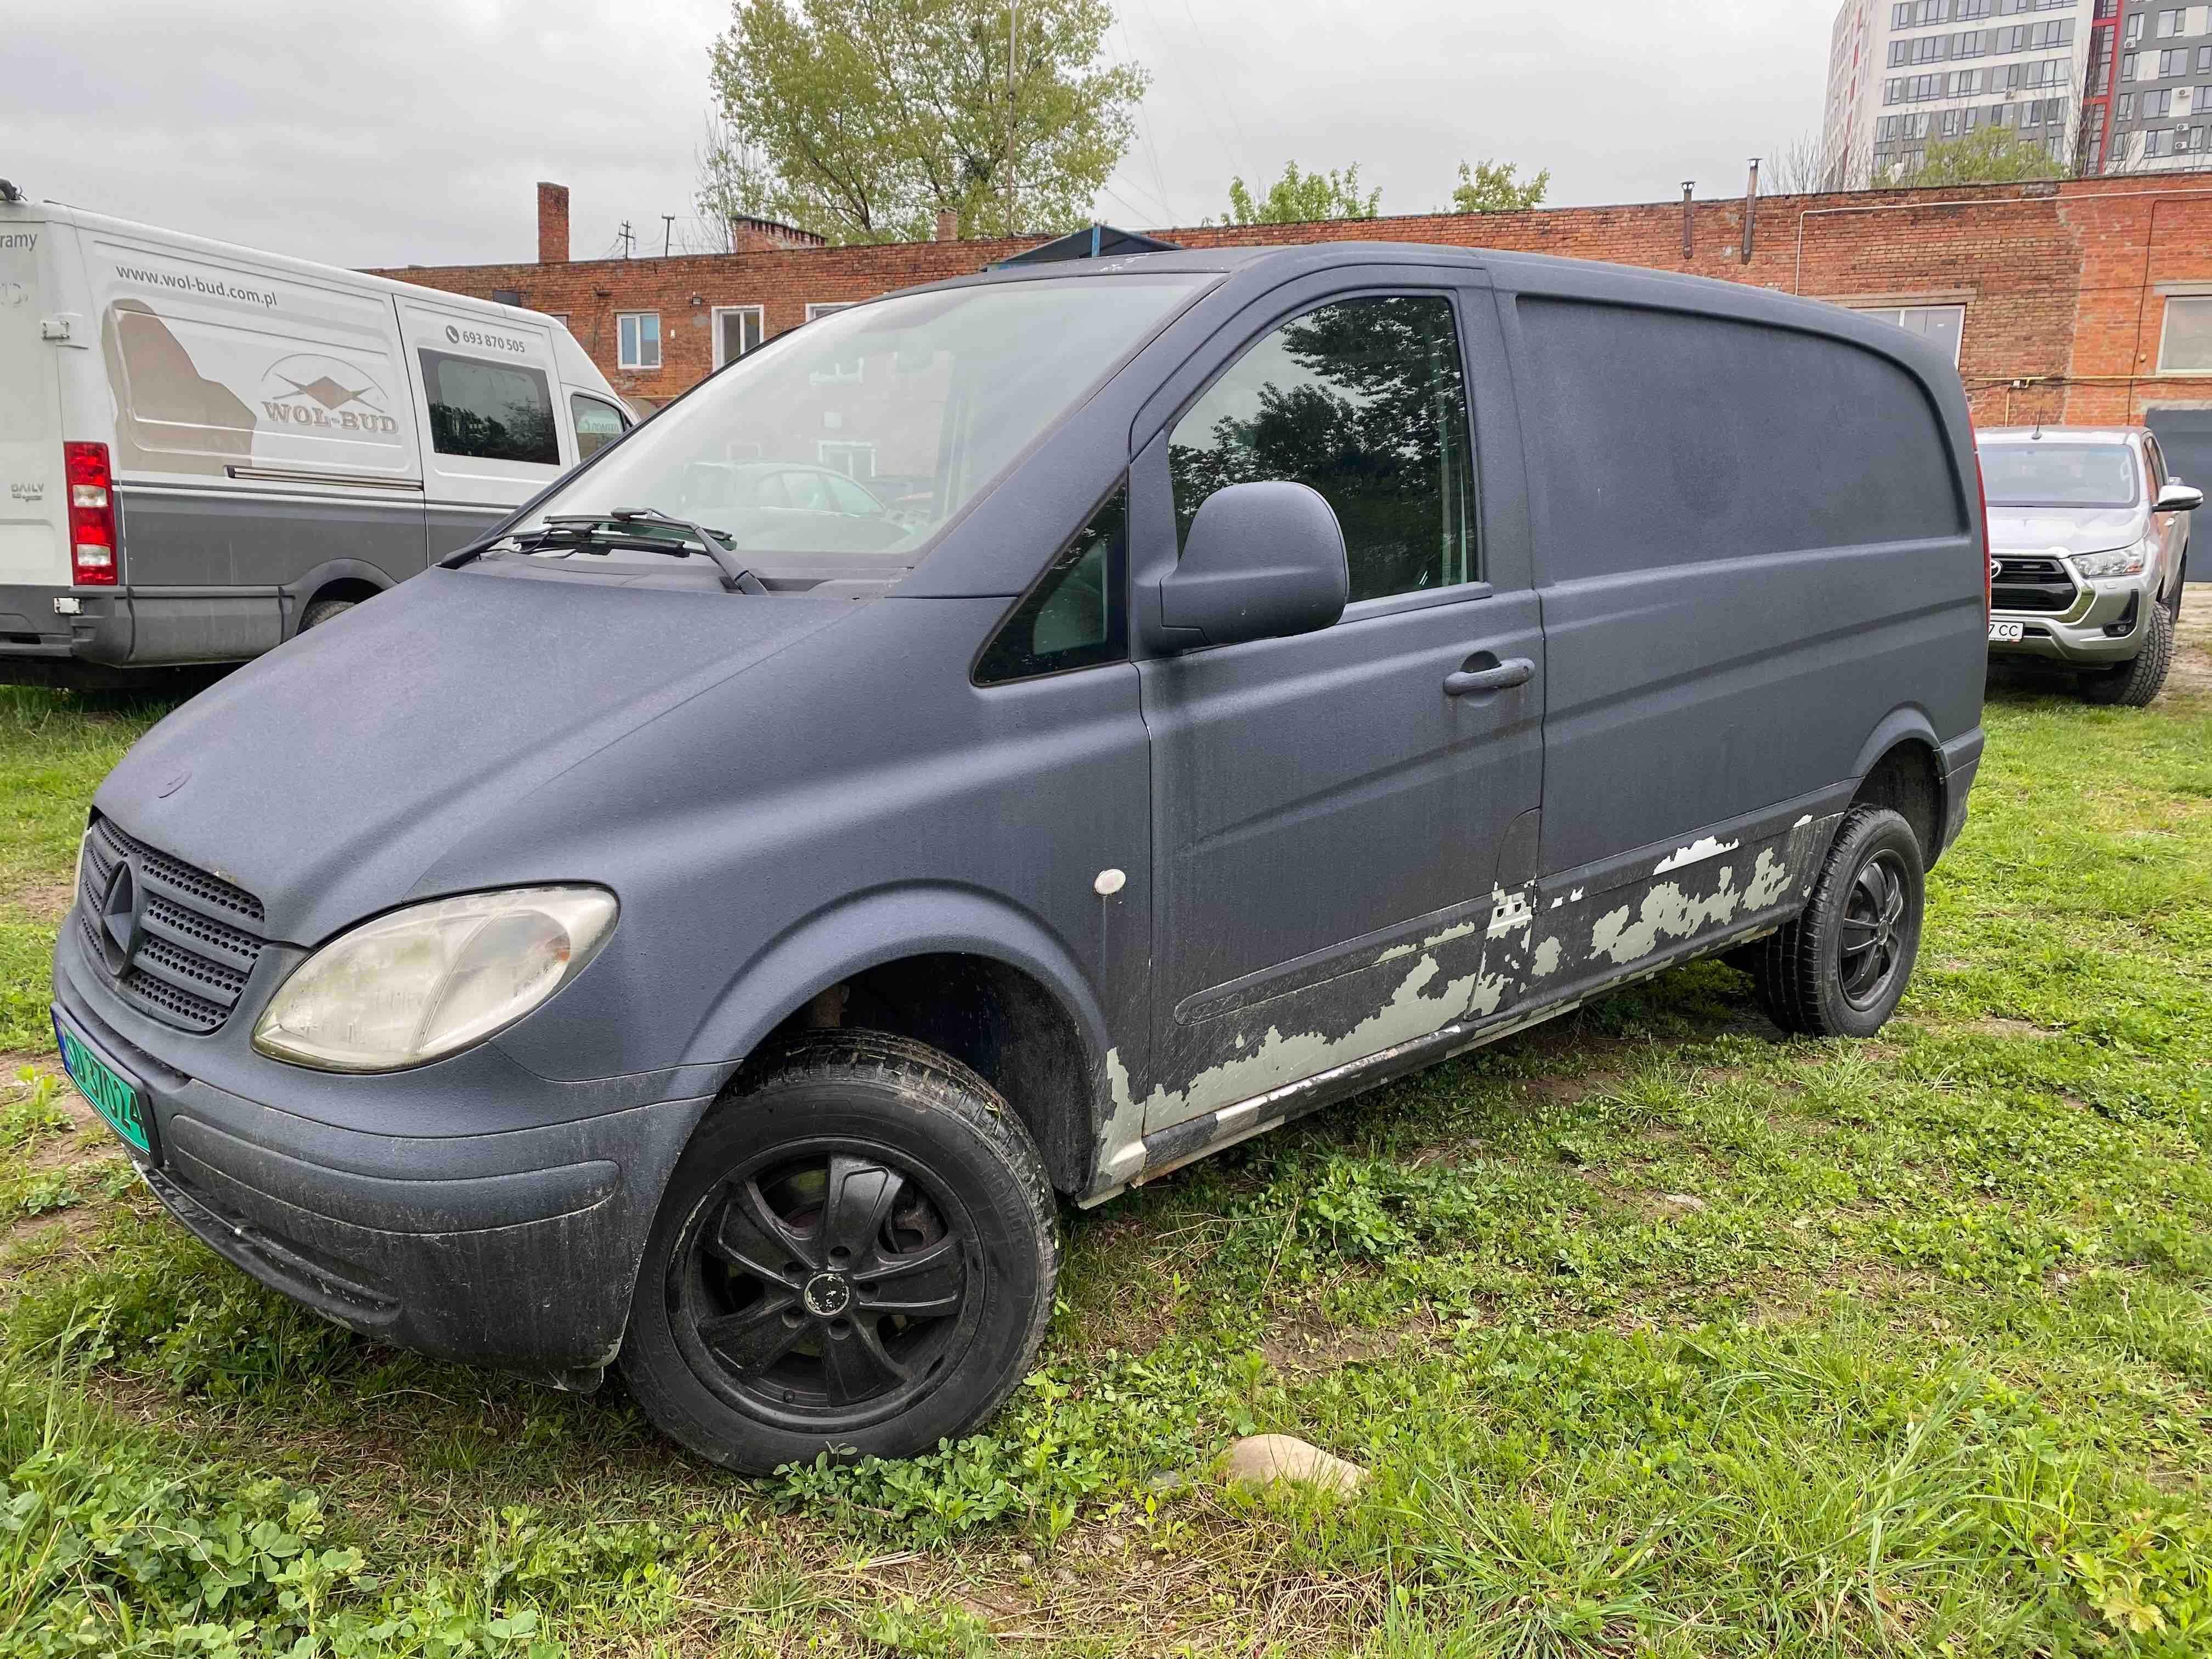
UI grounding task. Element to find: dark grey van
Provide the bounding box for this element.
[54,245,1988,1471]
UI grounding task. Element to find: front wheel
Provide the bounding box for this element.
[2079,600,2174,708]
[618,1030,1058,1474]
[1750,806,1925,1039]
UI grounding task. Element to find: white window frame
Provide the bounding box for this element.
[817,439,878,478]
[712,304,764,369]
[805,302,864,385]
[1852,303,1967,365]
[617,312,661,371]
[2157,294,2212,374]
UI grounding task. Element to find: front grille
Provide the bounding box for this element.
[79,818,268,1034]
[1993,554,2078,614]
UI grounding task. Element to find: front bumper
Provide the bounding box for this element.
[53,932,707,1386]
[1988,568,2160,666]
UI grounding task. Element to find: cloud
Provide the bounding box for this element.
[1,0,1841,271]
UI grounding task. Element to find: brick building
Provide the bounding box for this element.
[371,173,2212,440]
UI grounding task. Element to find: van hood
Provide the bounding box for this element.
[1986,504,2145,558]
[94,568,849,945]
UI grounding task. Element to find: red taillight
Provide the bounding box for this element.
[1973,443,1991,620]
[64,442,117,586]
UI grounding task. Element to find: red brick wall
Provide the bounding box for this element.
[370,173,2212,426]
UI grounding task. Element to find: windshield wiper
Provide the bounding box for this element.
[439,509,770,594]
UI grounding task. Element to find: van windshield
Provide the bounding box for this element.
[1978,442,2141,509]
[514,275,1207,585]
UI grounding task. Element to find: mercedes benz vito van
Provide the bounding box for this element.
[55,244,1988,1472]
[0,193,629,686]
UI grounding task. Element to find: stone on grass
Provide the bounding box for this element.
[1221,1434,1367,1495]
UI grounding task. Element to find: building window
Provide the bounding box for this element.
[805,302,855,321]
[2158,8,2183,38]
[804,303,864,385]
[2126,14,2146,43]
[817,439,878,479]
[2159,296,2212,372]
[1854,303,1966,366]
[617,312,661,371]
[2160,47,2191,75]
[712,304,763,369]
[2119,91,2137,119]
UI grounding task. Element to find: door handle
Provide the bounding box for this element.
[1444,657,1536,697]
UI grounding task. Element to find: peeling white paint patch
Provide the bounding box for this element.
[1571,888,1585,902]
[1135,951,1491,1134]
[1486,885,1534,938]
[1655,836,1740,874]
[1376,917,1481,966]
[1592,872,1746,966]
[1100,1048,1148,1182]
[1533,936,1564,978]
[1793,814,1813,828]
[1743,847,1793,909]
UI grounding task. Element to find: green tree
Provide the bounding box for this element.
[1879,127,2067,186]
[1214,161,1381,225]
[705,0,1147,245]
[1448,158,1550,213]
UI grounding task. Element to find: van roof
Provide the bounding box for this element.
[902,239,1934,343]
[16,196,595,358]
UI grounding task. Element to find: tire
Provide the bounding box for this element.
[2078,599,2174,708]
[298,597,358,633]
[618,1029,1058,1474]
[1750,806,1925,1040]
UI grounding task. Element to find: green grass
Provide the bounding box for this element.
[0,639,2208,1657]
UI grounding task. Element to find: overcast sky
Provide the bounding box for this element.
[3,0,1840,270]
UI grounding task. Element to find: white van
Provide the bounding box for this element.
[0,188,630,685]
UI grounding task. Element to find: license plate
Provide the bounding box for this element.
[1988,621,2025,644]
[52,1008,156,1160]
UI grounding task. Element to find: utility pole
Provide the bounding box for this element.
[662,215,675,257]
[619,221,635,259]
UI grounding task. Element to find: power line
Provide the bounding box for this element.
[1108,19,1177,223]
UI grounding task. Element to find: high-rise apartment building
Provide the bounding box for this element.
[2086,4,2212,172]
[1824,0,2094,182]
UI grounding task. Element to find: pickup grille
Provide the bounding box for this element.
[77,817,267,1034]
[1992,554,2078,614]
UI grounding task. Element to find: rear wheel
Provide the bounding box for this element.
[1751,806,1924,1039]
[619,1030,1058,1474]
[2078,600,2174,708]
[298,597,358,633]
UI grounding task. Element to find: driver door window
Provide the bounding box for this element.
[1167,295,1478,602]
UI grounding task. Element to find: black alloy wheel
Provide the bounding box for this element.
[619,1029,1058,1473]
[669,1145,975,1432]
[1750,804,1925,1040]
[1836,848,1911,1013]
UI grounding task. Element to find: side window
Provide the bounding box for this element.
[571,393,628,461]
[2143,435,2167,489]
[976,486,1127,685]
[1169,295,1477,603]
[1514,299,1963,582]
[418,349,558,465]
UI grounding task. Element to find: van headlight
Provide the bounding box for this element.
[252,887,617,1073]
[2071,540,2151,579]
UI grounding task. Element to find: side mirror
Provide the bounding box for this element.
[1156,482,1349,651]
[2157,480,2204,513]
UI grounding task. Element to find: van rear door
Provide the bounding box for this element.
[0,217,69,603]
[396,300,570,555]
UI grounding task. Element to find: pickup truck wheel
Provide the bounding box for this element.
[1750,806,1923,1040]
[2078,600,2174,707]
[618,1030,1058,1474]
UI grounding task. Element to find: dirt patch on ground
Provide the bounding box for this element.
[2172,587,2212,700]
[1,880,74,924]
